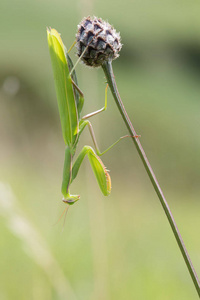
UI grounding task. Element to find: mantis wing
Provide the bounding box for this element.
[66,52,84,119]
[47,28,78,146]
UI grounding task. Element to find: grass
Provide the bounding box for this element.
[0,156,199,299]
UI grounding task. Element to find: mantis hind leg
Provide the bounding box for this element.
[81,84,108,120]
[70,79,108,121]
[78,119,140,157]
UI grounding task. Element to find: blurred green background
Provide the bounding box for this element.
[0,0,200,299]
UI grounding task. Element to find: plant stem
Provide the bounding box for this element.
[102,60,200,297]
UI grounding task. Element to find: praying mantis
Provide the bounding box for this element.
[47,28,131,205]
[47,28,113,205]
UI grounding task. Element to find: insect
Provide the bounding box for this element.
[47,28,134,207]
[47,28,115,205]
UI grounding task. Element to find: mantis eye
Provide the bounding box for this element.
[76,16,122,67]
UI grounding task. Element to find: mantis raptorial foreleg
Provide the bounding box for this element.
[71,146,111,196]
[62,144,111,204]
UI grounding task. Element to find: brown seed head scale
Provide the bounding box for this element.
[76,16,122,67]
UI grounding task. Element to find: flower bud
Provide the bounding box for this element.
[76,16,122,67]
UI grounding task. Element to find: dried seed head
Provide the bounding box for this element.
[76,16,122,67]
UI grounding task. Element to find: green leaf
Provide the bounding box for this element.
[47,28,78,146]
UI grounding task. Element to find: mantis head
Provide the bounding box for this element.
[62,195,80,205]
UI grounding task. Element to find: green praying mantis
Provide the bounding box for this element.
[47,28,131,205]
